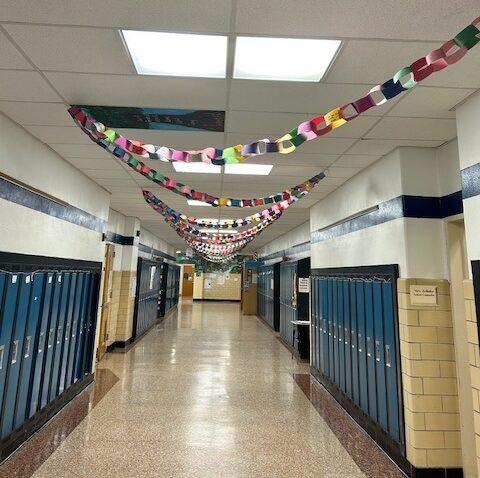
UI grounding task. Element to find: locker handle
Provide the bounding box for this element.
[65,323,70,341]
[57,326,62,344]
[351,330,355,349]
[38,332,45,353]
[11,340,19,364]
[24,336,31,358]
[385,344,391,367]
[358,333,362,352]
[323,319,327,334]
[366,337,371,357]
[344,327,348,345]
[48,329,54,348]
[0,345,4,369]
[375,340,380,362]
[333,324,337,339]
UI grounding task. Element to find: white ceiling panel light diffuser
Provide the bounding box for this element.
[187,200,213,206]
[173,162,221,173]
[224,164,273,175]
[234,36,341,82]
[122,31,228,78]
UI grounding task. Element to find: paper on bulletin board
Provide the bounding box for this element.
[204,278,212,289]
[298,277,310,293]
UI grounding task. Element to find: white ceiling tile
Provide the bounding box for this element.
[0,101,72,125]
[45,72,228,109]
[80,169,130,179]
[325,167,362,178]
[366,117,456,141]
[0,70,61,101]
[347,138,443,155]
[63,157,118,170]
[326,115,380,139]
[0,0,232,31]
[226,111,307,135]
[333,154,380,168]
[4,25,133,74]
[235,1,477,41]
[0,29,33,69]
[387,86,476,119]
[25,125,92,144]
[49,143,113,158]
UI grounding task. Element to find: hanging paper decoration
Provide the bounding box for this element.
[68,17,479,166]
[68,107,325,208]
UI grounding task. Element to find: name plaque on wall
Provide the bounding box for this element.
[409,285,438,305]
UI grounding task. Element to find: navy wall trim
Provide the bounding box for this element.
[311,193,463,244]
[138,243,176,262]
[260,241,310,262]
[0,177,106,233]
[104,231,136,246]
[461,162,480,200]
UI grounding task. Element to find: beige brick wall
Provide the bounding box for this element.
[203,273,241,300]
[464,280,480,475]
[398,278,462,469]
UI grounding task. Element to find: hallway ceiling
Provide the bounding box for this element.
[0,1,479,251]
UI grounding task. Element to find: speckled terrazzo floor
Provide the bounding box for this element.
[5,300,404,477]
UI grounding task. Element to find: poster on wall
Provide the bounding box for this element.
[76,105,225,132]
[149,266,156,290]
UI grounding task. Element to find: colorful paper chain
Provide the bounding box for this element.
[69,107,324,208]
[69,17,479,166]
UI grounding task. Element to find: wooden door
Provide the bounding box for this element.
[97,243,114,361]
[182,265,194,298]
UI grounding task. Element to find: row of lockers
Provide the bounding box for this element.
[0,269,99,444]
[310,270,403,450]
[257,265,278,331]
[164,263,180,314]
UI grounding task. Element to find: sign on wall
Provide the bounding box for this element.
[409,285,438,305]
[298,277,310,293]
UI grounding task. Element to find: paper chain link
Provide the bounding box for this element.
[69,107,324,208]
[69,17,479,167]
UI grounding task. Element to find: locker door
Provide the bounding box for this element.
[338,280,346,393]
[373,282,388,431]
[343,280,352,399]
[65,273,85,390]
[310,277,316,369]
[29,272,55,417]
[40,273,63,409]
[49,272,72,401]
[14,273,46,429]
[83,273,99,375]
[320,279,329,379]
[332,279,339,386]
[356,281,369,414]
[350,280,359,407]
[58,273,78,395]
[75,273,92,381]
[1,273,32,438]
[364,281,377,421]
[315,278,321,373]
[327,279,334,380]
[382,282,400,441]
[0,273,18,429]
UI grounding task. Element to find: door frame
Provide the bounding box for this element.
[97,243,114,361]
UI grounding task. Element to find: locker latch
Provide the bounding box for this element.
[11,340,18,364]
[375,340,380,362]
[24,336,31,358]
[366,337,371,357]
[344,327,348,345]
[358,333,362,352]
[385,344,391,367]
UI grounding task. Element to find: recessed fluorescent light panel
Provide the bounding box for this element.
[122,30,228,78]
[173,162,221,174]
[187,200,212,207]
[234,36,341,82]
[200,229,238,234]
[224,164,273,175]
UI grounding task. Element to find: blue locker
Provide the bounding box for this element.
[49,272,71,401]
[373,282,388,431]
[343,280,352,399]
[310,277,316,369]
[350,281,359,407]
[338,279,346,393]
[383,282,400,441]
[75,273,92,381]
[332,280,339,387]
[364,281,377,421]
[65,273,85,390]
[40,273,63,409]
[83,273,99,375]
[58,274,78,395]
[29,272,55,417]
[321,279,329,380]
[0,273,17,426]
[1,273,32,438]
[14,273,46,429]
[327,279,334,380]
[316,279,322,373]
[356,281,369,414]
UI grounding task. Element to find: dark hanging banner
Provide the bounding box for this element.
[76,106,225,132]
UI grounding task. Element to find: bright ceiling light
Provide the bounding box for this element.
[224,164,273,175]
[173,162,221,174]
[199,229,238,234]
[233,36,341,82]
[122,30,228,78]
[187,200,212,207]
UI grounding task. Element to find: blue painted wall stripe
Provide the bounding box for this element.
[104,231,136,246]
[138,243,176,262]
[0,177,106,233]
[260,241,310,262]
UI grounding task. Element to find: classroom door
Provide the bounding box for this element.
[182,265,194,298]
